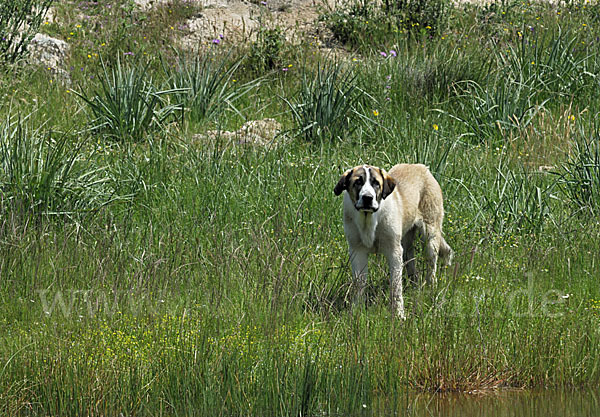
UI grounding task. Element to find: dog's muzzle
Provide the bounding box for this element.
[356,195,378,212]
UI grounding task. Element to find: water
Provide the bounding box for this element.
[399,389,600,417]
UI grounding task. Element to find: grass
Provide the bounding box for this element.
[1,0,600,415]
[75,55,181,142]
[0,114,114,218]
[557,122,600,215]
[164,50,257,124]
[0,0,53,64]
[284,60,365,142]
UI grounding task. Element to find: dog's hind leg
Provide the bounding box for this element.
[423,225,441,285]
[439,237,454,266]
[402,227,417,284]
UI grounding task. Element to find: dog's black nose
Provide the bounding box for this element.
[362,195,373,206]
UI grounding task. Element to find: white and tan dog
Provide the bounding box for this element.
[334,164,453,318]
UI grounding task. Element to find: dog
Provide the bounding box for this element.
[334,164,453,318]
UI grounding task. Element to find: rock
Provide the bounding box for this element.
[182,2,259,47]
[134,0,229,10]
[195,118,284,147]
[135,0,230,10]
[538,165,555,173]
[180,0,324,48]
[27,33,69,69]
[133,0,171,10]
[234,118,283,146]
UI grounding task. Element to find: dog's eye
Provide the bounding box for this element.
[355,177,364,186]
[371,180,379,189]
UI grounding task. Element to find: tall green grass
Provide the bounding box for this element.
[0,0,53,63]
[1,140,598,414]
[496,28,595,97]
[164,50,258,124]
[1,0,600,415]
[441,24,598,144]
[0,114,111,218]
[284,61,365,142]
[321,0,451,49]
[557,124,600,215]
[75,55,180,142]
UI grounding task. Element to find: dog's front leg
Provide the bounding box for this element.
[349,249,368,307]
[385,246,405,319]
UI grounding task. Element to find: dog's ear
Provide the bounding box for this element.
[381,170,396,199]
[334,169,353,196]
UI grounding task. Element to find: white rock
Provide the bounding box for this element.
[197,118,283,147]
[135,0,229,9]
[27,33,69,69]
[133,0,170,10]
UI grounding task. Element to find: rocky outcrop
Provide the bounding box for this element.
[27,33,68,69]
[133,0,171,10]
[27,33,70,82]
[180,0,324,48]
[195,118,284,147]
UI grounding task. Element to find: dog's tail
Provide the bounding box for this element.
[439,237,454,266]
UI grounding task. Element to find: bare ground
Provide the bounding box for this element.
[175,0,337,49]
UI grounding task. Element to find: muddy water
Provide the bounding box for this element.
[399,389,600,417]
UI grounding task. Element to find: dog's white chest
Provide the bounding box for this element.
[343,193,382,249]
[355,212,377,248]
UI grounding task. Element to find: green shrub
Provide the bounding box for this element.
[283,62,363,143]
[0,115,110,216]
[475,0,531,30]
[247,26,285,73]
[480,166,553,235]
[558,128,600,215]
[322,0,451,48]
[0,0,53,64]
[386,0,450,35]
[496,28,596,98]
[320,1,377,48]
[445,79,547,144]
[567,0,600,24]
[165,50,256,123]
[75,55,180,142]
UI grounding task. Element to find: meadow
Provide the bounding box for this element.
[1,0,600,415]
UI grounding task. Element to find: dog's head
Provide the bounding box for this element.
[334,165,396,212]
